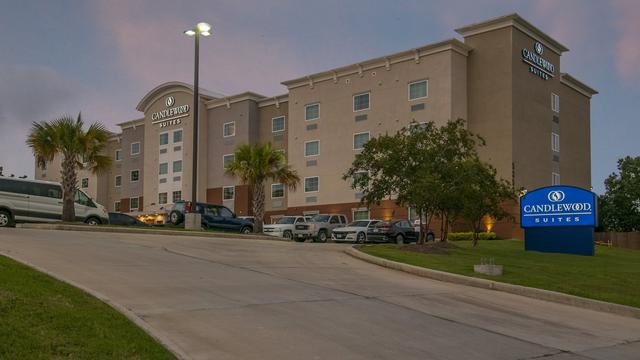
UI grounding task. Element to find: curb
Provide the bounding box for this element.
[0,250,192,360]
[344,246,640,319]
[16,223,286,242]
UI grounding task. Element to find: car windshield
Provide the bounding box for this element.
[310,215,330,222]
[349,221,370,227]
[276,217,297,224]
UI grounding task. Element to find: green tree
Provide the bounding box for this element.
[459,158,515,246]
[27,114,112,222]
[344,119,488,244]
[600,156,640,232]
[225,143,300,233]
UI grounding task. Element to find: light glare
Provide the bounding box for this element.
[184,29,196,36]
[196,22,211,32]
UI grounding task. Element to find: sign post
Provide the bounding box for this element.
[520,186,597,256]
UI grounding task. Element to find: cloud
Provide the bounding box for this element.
[612,0,640,83]
[0,64,123,177]
[92,0,307,97]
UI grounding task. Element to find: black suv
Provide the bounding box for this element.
[367,220,435,244]
[169,201,253,234]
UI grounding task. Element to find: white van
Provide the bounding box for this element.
[0,177,108,227]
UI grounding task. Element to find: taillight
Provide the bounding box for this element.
[382,227,391,232]
[185,201,192,213]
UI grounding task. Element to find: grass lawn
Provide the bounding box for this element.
[0,255,176,359]
[358,240,640,309]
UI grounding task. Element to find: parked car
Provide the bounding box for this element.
[293,214,348,242]
[108,212,149,227]
[0,177,108,227]
[263,216,309,240]
[367,219,434,244]
[238,216,255,223]
[168,201,253,234]
[331,219,380,243]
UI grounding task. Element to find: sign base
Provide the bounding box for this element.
[524,227,594,256]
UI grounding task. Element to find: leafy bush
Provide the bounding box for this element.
[448,232,497,241]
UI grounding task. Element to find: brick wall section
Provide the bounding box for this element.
[120,198,130,213]
[234,185,251,216]
[207,188,222,204]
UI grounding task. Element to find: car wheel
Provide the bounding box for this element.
[240,226,252,234]
[395,234,404,244]
[318,230,328,243]
[283,230,293,240]
[85,217,101,226]
[169,211,182,225]
[427,233,435,242]
[356,232,366,244]
[0,210,12,227]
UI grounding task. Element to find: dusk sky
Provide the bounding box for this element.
[0,0,638,193]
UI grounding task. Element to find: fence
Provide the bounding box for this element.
[595,232,640,250]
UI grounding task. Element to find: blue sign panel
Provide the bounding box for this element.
[520,186,597,228]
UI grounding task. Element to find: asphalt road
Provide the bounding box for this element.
[1,228,639,360]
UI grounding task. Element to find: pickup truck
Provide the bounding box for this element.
[293,214,348,242]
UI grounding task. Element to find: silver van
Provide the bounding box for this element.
[0,177,108,227]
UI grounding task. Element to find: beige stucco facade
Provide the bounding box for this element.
[35,13,596,237]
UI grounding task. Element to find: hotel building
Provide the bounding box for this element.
[36,14,597,238]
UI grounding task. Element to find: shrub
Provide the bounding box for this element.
[448,232,497,241]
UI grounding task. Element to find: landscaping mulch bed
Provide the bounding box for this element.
[400,241,458,255]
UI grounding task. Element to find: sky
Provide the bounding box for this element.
[0,0,638,194]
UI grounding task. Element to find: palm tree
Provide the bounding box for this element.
[225,143,300,233]
[27,114,112,222]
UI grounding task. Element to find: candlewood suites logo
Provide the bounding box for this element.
[522,41,555,80]
[152,96,190,128]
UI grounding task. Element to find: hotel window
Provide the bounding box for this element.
[223,121,235,137]
[172,191,182,203]
[271,183,284,199]
[353,132,370,150]
[115,175,122,188]
[552,132,560,152]
[158,192,168,205]
[551,93,560,113]
[114,201,121,212]
[353,92,370,112]
[130,170,140,182]
[272,116,285,133]
[159,163,168,175]
[552,172,561,186]
[408,80,428,101]
[304,140,319,157]
[223,154,235,169]
[305,103,320,121]
[81,178,89,188]
[352,209,370,221]
[115,149,122,161]
[304,176,319,193]
[173,130,183,143]
[223,186,235,201]
[173,160,182,173]
[159,133,169,146]
[130,197,140,212]
[131,142,141,155]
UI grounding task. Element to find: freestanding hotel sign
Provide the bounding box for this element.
[520,186,597,256]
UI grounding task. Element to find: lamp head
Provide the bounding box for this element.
[196,22,211,33]
[184,29,196,36]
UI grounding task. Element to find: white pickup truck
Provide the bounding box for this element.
[262,216,310,240]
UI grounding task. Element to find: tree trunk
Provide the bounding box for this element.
[61,154,77,222]
[251,181,265,233]
[471,219,482,247]
[417,208,425,245]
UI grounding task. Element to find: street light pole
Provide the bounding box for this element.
[191,31,199,203]
[184,22,211,204]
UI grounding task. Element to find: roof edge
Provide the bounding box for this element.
[281,38,472,87]
[560,73,598,98]
[455,13,569,54]
[135,81,225,113]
